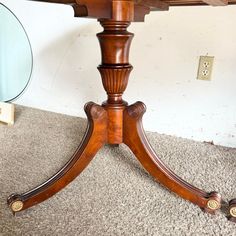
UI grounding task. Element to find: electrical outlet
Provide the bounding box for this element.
[197,56,214,81]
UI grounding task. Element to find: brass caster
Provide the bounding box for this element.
[228,199,236,223]
[207,199,221,211]
[204,192,221,214]
[11,200,24,212]
[7,194,24,213]
[230,207,236,217]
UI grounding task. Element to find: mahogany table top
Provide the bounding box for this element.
[166,0,236,5]
[28,0,236,7]
[28,0,236,21]
[27,0,236,21]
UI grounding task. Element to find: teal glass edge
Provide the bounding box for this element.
[0,3,33,102]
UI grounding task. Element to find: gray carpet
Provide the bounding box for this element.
[0,105,236,236]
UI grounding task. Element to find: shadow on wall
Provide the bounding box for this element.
[37,21,104,107]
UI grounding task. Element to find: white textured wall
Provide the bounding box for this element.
[3,0,236,147]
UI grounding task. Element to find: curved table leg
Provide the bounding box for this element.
[123,101,222,213]
[8,102,107,213]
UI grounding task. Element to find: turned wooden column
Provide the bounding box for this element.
[97,20,133,144]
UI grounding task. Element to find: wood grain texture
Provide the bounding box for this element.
[97,20,133,104]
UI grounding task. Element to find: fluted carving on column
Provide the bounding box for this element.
[98,65,132,94]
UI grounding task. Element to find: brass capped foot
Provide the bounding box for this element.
[11,201,24,212]
[207,199,220,211]
[204,192,222,214]
[228,199,236,222]
[7,194,24,213]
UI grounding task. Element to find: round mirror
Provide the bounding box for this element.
[0,3,33,102]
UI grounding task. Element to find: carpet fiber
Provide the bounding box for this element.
[0,105,236,236]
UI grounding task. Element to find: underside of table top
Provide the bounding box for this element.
[28,0,236,7]
[166,0,236,5]
[28,0,236,21]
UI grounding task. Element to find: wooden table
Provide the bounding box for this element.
[8,0,236,222]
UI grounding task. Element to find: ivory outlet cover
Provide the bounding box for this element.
[197,56,214,81]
